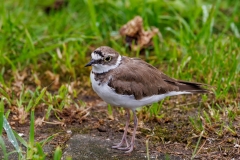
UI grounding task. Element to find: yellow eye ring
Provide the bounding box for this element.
[104,56,111,62]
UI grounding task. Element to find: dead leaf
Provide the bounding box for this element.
[44,70,60,89]
[44,0,68,14]
[66,81,79,94]
[120,16,161,51]
[56,105,90,124]
[12,70,28,92]
[43,120,66,127]
[35,117,45,127]
[17,107,29,124]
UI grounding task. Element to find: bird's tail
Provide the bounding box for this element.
[176,80,209,93]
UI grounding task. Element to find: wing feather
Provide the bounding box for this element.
[108,57,179,99]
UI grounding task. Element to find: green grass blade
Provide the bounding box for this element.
[13,130,28,147]
[191,131,204,159]
[29,110,35,145]
[25,98,34,112]
[0,136,8,160]
[85,0,100,37]
[3,116,22,157]
[35,142,46,160]
[45,105,53,120]
[107,104,113,117]
[26,87,47,112]
[0,100,4,135]
[25,28,35,50]
[27,110,35,159]
[53,146,62,160]
[39,133,58,146]
[0,87,11,104]
[33,87,47,108]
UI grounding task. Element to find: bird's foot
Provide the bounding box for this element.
[112,140,134,153]
[117,143,134,153]
[112,137,129,149]
[112,142,123,149]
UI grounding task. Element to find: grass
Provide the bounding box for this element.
[0,0,239,159]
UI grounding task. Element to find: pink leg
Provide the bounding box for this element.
[112,109,130,149]
[124,110,138,153]
[113,109,138,153]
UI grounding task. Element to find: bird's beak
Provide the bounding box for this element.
[85,59,95,67]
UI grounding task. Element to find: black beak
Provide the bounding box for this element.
[85,59,95,67]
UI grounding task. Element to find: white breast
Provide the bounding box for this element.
[90,72,191,110]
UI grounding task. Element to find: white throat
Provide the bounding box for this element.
[92,55,122,73]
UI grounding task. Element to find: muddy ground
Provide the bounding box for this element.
[2,90,239,160]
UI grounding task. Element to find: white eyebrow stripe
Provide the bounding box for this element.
[91,52,102,60]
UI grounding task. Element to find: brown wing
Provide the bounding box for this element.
[108,57,208,100]
[108,57,180,100]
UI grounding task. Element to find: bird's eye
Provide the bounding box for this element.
[104,56,111,62]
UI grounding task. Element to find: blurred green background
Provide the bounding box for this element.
[0,0,239,95]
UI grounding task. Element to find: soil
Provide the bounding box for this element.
[3,92,240,159]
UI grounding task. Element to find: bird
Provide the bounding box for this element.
[85,46,208,153]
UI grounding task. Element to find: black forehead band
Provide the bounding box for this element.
[94,50,104,57]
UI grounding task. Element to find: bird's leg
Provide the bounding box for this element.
[112,109,130,149]
[124,109,138,153]
[116,110,138,153]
